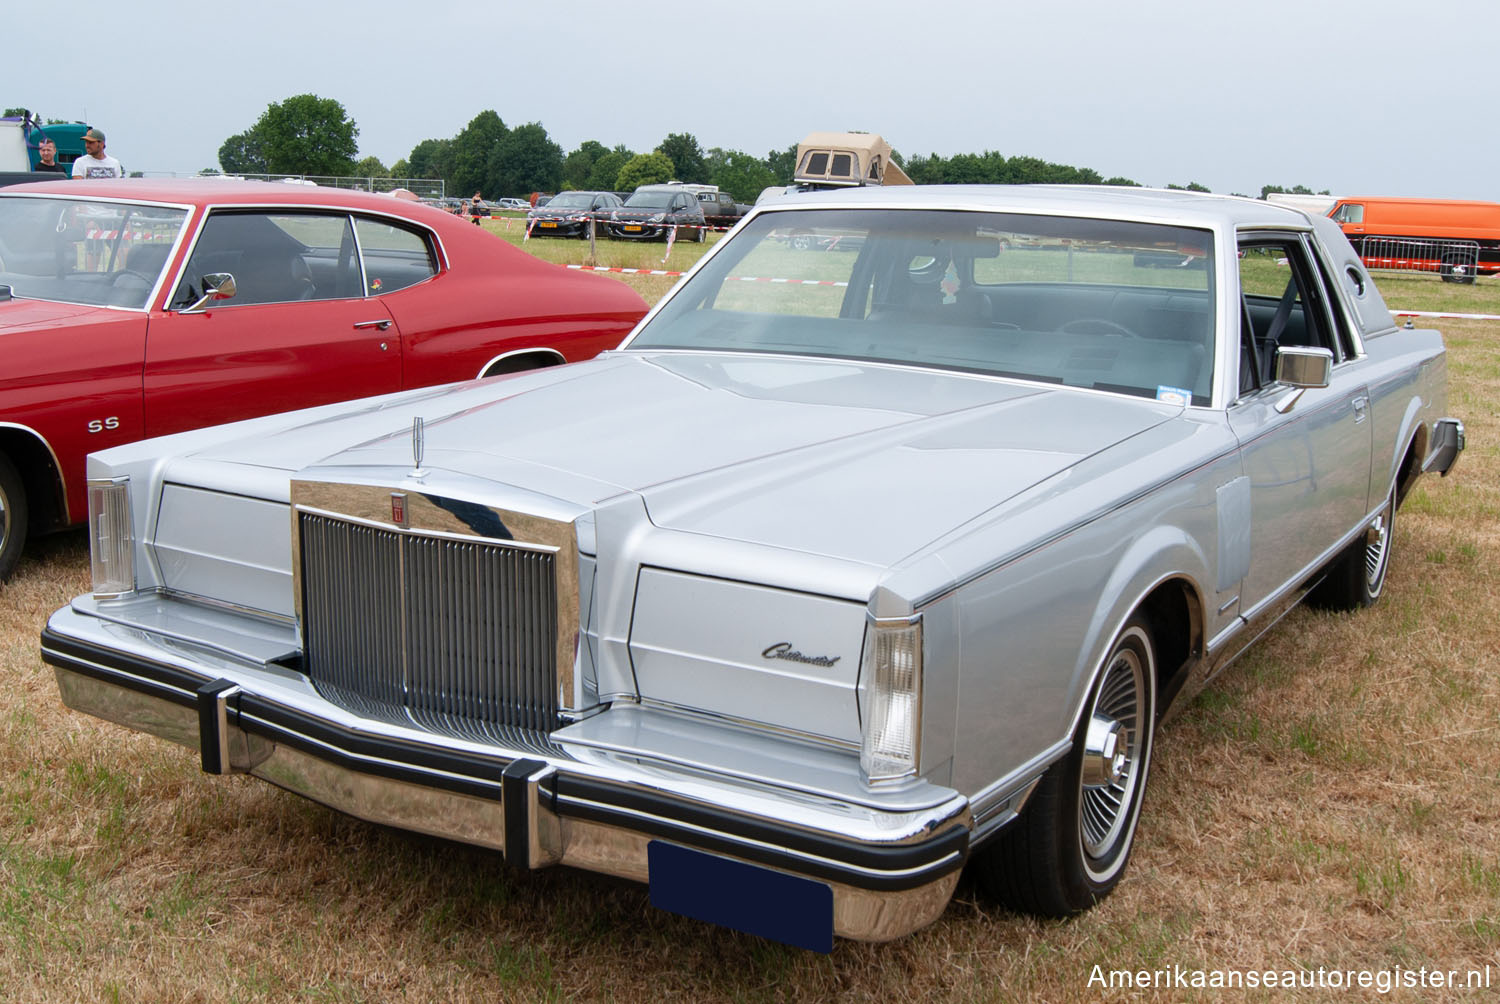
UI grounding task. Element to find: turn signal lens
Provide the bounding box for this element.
[859,615,922,783]
[88,478,135,597]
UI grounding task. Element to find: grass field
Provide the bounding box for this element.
[0,238,1495,1002]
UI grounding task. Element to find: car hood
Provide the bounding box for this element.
[161,352,1177,567]
[0,296,110,331]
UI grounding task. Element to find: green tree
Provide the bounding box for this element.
[245,94,359,176]
[563,140,609,190]
[1260,183,1329,199]
[1167,181,1211,192]
[706,148,778,203]
[903,153,946,184]
[765,143,797,183]
[406,139,452,179]
[389,158,410,178]
[354,155,389,178]
[450,110,508,197]
[586,145,633,192]
[657,132,706,183]
[489,122,562,197]
[615,152,676,192]
[218,130,268,174]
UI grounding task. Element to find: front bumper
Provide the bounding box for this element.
[1423,417,1465,477]
[42,600,971,948]
[606,221,671,241]
[529,216,591,237]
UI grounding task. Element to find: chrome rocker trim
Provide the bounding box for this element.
[41,616,970,945]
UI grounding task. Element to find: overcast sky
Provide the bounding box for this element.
[10,0,1496,200]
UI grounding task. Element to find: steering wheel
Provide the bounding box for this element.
[110,269,153,289]
[1058,318,1139,338]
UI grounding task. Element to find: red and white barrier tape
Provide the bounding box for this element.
[84,229,171,240]
[726,276,848,287]
[1392,310,1500,321]
[559,268,852,284]
[563,265,684,277]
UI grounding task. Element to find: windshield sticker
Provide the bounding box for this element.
[1156,386,1192,406]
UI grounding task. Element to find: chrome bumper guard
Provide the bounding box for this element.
[1423,417,1465,477]
[42,612,970,947]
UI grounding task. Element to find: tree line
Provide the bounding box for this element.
[212,95,1324,203]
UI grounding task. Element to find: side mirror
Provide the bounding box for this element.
[1272,346,1333,414]
[1275,346,1332,388]
[181,272,237,313]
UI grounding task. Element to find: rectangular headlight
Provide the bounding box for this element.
[859,614,922,783]
[88,478,135,597]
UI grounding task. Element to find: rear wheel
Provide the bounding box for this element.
[1439,254,1476,284]
[1308,484,1395,610]
[974,613,1157,916]
[0,453,28,583]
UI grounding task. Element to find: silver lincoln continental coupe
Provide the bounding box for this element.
[43,187,1463,952]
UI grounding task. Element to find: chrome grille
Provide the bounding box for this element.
[299,511,560,733]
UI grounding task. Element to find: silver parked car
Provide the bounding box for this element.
[43,186,1463,952]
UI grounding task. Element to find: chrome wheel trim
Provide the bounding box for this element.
[1364,491,1394,599]
[1078,627,1151,880]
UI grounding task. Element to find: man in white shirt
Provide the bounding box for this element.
[71,128,124,179]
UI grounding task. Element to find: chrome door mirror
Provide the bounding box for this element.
[1272,346,1334,414]
[1275,346,1332,389]
[181,272,237,313]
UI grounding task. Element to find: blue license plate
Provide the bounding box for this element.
[647,841,833,952]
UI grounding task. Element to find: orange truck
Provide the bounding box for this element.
[1327,196,1500,283]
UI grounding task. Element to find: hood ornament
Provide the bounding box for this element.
[410,416,427,479]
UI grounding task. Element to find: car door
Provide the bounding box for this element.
[1226,232,1373,615]
[143,209,403,437]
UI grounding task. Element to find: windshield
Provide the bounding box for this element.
[624,190,677,210]
[632,208,1218,406]
[544,193,595,209]
[0,196,188,309]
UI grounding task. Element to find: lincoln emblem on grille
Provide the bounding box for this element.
[390,491,407,527]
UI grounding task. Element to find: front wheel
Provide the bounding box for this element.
[974,613,1157,916]
[0,453,28,583]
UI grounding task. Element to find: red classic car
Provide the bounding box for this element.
[0,179,648,580]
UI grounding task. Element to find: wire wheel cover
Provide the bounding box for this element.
[1079,644,1147,864]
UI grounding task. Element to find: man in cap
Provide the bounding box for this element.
[71,127,125,179]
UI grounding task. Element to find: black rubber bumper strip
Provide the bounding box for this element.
[42,628,969,891]
[42,627,206,708]
[554,774,969,892]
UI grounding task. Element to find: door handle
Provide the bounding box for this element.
[1352,396,1369,423]
[354,319,392,330]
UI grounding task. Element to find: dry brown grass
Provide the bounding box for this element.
[1,307,1495,1001]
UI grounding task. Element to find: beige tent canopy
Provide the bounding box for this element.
[793,132,913,188]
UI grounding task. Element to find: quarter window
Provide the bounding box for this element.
[354,218,437,294]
